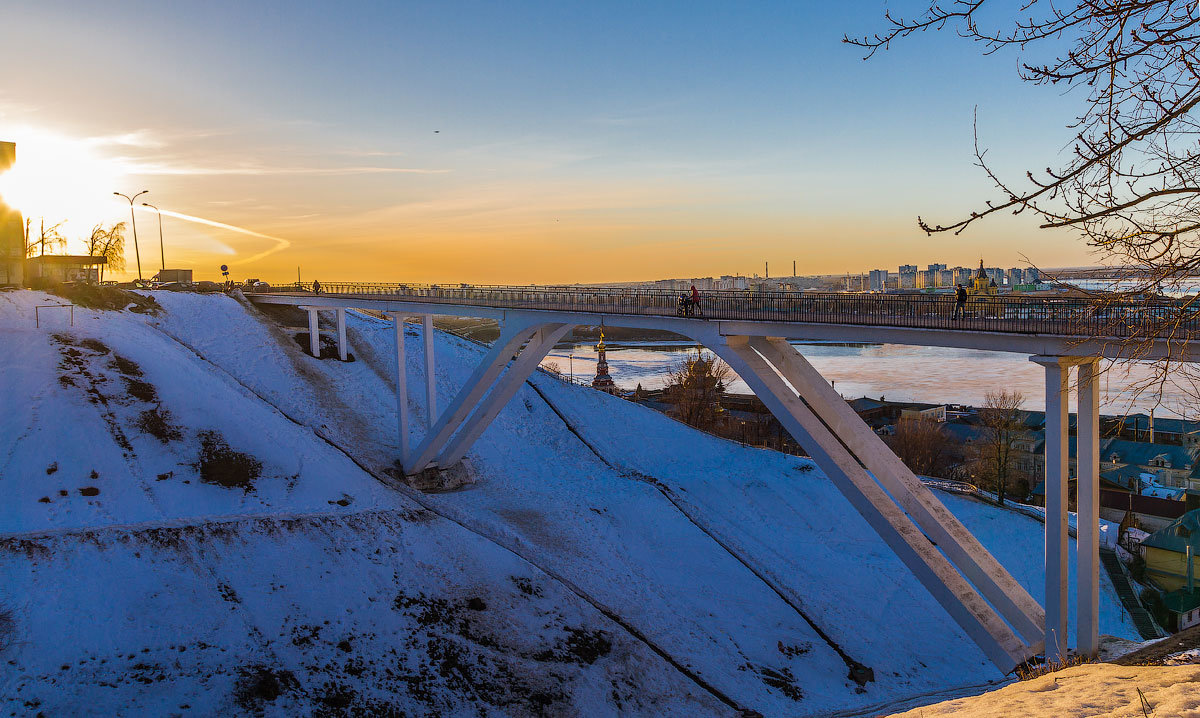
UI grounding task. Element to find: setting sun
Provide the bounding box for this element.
[0,128,126,234]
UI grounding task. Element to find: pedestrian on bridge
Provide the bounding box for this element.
[953,283,967,320]
[690,284,701,315]
[312,280,322,296]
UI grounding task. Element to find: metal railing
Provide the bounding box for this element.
[259,281,1200,340]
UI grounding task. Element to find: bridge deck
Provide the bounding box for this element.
[251,282,1198,359]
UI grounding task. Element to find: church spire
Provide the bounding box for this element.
[591,330,617,393]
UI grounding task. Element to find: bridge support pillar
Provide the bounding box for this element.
[306,307,320,357]
[336,308,348,361]
[423,314,437,428]
[403,320,544,475]
[1077,358,1101,658]
[388,313,410,464]
[1032,355,1071,663]
[711,335,1036,671]
[436,323,573,468]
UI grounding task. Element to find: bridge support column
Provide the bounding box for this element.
[711,335,1035,671]
[336,308,348,361]
[306,307,320,357]
[403,320,543,475]
[1077,358,1101,657]
[749,336,1044,646]
[436,323,573,468]
[1032,355,1070,663]
[389,313,410,464]
[423,314,437,428]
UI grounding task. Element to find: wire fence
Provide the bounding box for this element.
[261,281,1200,339]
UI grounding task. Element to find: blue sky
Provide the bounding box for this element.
[0,1,1091,282]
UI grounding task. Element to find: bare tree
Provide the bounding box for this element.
[849,1,1200,409]
[30,218,65,258]
[83,222,125,282]
[665,349,731,430]
[975,390,1027,505]
[888,416,959,478]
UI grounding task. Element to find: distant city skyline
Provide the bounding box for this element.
[0,3,1094,283]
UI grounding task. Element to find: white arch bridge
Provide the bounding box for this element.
[247,282,1200,675]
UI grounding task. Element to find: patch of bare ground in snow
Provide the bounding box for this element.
[1112,623,1200,666]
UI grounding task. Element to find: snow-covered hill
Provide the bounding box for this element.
[0,289,1141,716]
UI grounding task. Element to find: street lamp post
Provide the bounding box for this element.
[142,202,165,271]
[113,190,148,280]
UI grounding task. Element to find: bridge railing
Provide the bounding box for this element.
[272,281,1200,339]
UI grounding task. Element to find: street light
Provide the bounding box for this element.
[141,202,165,271]
[113,190,148,280]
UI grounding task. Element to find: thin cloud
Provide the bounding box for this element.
[88,131,166,150]
[124,162,448,176]
[145,207,291,264]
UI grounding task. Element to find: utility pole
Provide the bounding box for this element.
[141,202,165,271]
[114,190,149,280]
[765,261,769,279]
[793,260,796,278]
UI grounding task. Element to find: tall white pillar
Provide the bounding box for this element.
[1032,355,1070,662]
[336,308,348,361]
[391,314,410,463]
[423,314,437,427]
[306,307,320,357]
[1077,359,1101,657]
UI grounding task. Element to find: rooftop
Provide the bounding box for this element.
[1143,509,1200,554]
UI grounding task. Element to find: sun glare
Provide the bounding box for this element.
[0,128,127,233]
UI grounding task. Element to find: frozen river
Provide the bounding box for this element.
[544,340,1199,418]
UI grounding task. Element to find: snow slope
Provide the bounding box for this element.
[0,290,1142,716]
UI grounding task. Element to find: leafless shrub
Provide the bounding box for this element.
[974,390,1028,505]
[887,416,959,478]
[664,349,731,431]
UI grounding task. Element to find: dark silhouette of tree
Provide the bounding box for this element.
[665,349,730,430]
[850,2,1200,405]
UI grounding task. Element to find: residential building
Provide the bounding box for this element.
[1141,510,1200,592]
[868,269,888,292]
[1163,587,1200,633]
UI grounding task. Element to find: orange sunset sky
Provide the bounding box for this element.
[0,3,1091,284]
